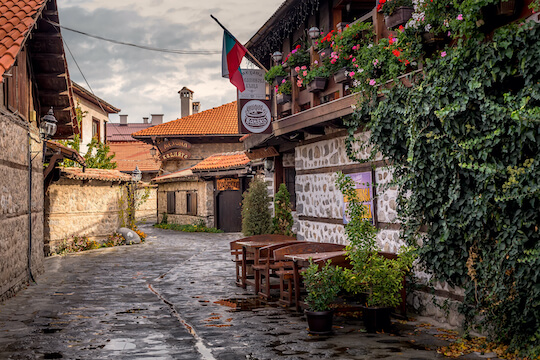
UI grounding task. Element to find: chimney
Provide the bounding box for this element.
[179,87,194,118]
[151,114,163,126]
[192,101,201,115]
[119,114,128,125]
[143,117,149,124]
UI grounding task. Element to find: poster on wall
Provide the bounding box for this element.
[238,69,266,100]
[343,171,375,225]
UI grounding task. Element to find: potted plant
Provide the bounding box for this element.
[378,0,414,29]
[315,30,335,60]
[275,79,292,105]
[303,260,343,334]
[283,43,310,69]
[336,172,416,333]
[264,64,288,85]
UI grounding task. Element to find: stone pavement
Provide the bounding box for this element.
[0,224,498,360]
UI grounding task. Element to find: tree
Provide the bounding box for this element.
[272,183,294,236]
[241,177,272,236]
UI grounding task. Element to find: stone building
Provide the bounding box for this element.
[72,81,120,155]
[0,0,77,301]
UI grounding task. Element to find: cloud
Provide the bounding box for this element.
[57,0,283,123]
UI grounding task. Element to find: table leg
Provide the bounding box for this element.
[293,260,301,312]
[241,246,247,289]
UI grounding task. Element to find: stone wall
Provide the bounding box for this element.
[156,179,213,227]
[135,186,157,223]
[45,179,128,253]
[0,116,44,302]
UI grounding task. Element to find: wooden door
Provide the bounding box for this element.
[217,190,242,232]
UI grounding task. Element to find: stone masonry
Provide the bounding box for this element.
[0,116,44,302]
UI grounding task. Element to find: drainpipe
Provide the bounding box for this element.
[27,129,36,283]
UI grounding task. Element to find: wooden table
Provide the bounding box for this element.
[236,239,298,291]
[284,251,347,312]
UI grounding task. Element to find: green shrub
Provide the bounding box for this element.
[241,177,272,236]
[303,260,343,312]
[272,183,294,236]
[153,222,223,233]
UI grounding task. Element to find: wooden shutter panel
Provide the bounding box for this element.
[167,191,176,214]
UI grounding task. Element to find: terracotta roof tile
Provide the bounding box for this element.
[108,141,161,172]
[191,151,250,171]
[0,0,46,79]
[132,101,239,137]
[61,167,132,182]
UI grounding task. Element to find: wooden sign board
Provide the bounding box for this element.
[217,178,240,191]
[160,148,191,161]
[239,99,272,134]
[156,139,192,153]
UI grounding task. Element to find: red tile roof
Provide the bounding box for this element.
[0,0,46,78]
[191,151,250,171]
[107,123,153,142]
[132,101,239,137]
[108,141,161,172]
[61,167,132,182]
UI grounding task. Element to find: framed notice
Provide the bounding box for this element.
[217,178,240,191]
[343,171,376,225]
[239,99,272,134]
[238,69,266,100]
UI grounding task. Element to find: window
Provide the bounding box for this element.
[167,191,176,214]
[186,191,197,216]
[284,168,296,210]
[92,118,100,141]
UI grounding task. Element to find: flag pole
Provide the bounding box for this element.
[210,14,268,73]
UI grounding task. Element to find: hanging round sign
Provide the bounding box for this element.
[240,99,272,134]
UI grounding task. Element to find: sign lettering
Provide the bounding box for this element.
[160,149,191,161]
[238,69,266,100]
[217,178,240,191]
[239,99,272,134]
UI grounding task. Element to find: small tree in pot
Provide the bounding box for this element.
[303,260,343,334]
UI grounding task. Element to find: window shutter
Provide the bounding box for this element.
[167,191,176,214]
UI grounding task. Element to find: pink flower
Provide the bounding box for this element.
[321,52,325,56]
[441,51,447,57]
[349,71,355,77]
[369,79,376,86]
[295,66,300,72]
[352,45,357,50]
[354,64,359,68]
[373,59,379,66]
[301,65,307,70]
[447,31,451,36]
[457,14,463,20]
[392,37,397,43]
[330,58,337,64]
[303,70,308,76]
[314,60,319,65]
[352,57,356,62]
[292,49,297,54]
[282,79,286,84]
[297,80,303,87]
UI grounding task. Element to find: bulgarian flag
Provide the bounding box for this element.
[222,30,248,92]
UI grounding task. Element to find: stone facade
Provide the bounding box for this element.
[0,116,44,302]
[161,142,243,173]
[156,179,213,227]
[135,186,157,223]
[44,178,129,253]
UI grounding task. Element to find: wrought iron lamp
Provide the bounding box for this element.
[271,51,283,64]
[131,166,142,182]
[150,147,157,156]
[39,107,57,140]
[308,26,320,39]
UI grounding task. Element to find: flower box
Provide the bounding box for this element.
[276,93,292,105]
[307,77,328,93]
[384,7,414,29]
[333,68,350,84]
[317,47,332,61]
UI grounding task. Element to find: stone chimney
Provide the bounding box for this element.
[179,87,194,118]
[143,117,149,124]
[151,114,163,126]
[119,114,128,125]
[192,101,201,115]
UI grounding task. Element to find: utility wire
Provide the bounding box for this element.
[46,20,221,55]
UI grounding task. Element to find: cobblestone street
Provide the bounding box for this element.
[0,224,490,359]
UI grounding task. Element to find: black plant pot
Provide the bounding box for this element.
[273,75,286,86]
[305,309,334,335]
[307,77,328,93]
[385,7,414,29]
[362,306,392,333]
[333,67,350,84]
[276,93,292,105]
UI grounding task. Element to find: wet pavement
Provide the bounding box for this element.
[0,224,495,359]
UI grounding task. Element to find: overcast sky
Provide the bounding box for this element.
[57,0,283,123]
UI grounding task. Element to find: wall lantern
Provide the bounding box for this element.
[271,51,283,64]
[39,107,57,140]
[150,147,157,156]
[131,166,142,182]
[308,26,320,39]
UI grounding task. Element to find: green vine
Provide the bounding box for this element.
[346,19,540,356]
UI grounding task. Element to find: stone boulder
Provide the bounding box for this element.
[117,227,141,244]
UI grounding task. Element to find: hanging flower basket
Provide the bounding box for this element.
[276,93,292,105]
[333,67,350,84]
[384,7,414,29]
[307,77,328,93]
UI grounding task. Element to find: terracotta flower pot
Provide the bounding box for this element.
[384,7,414,29]
[307,77,328,93]
[305,309,334,335]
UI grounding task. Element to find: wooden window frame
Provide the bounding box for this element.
[166,191,176,214]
